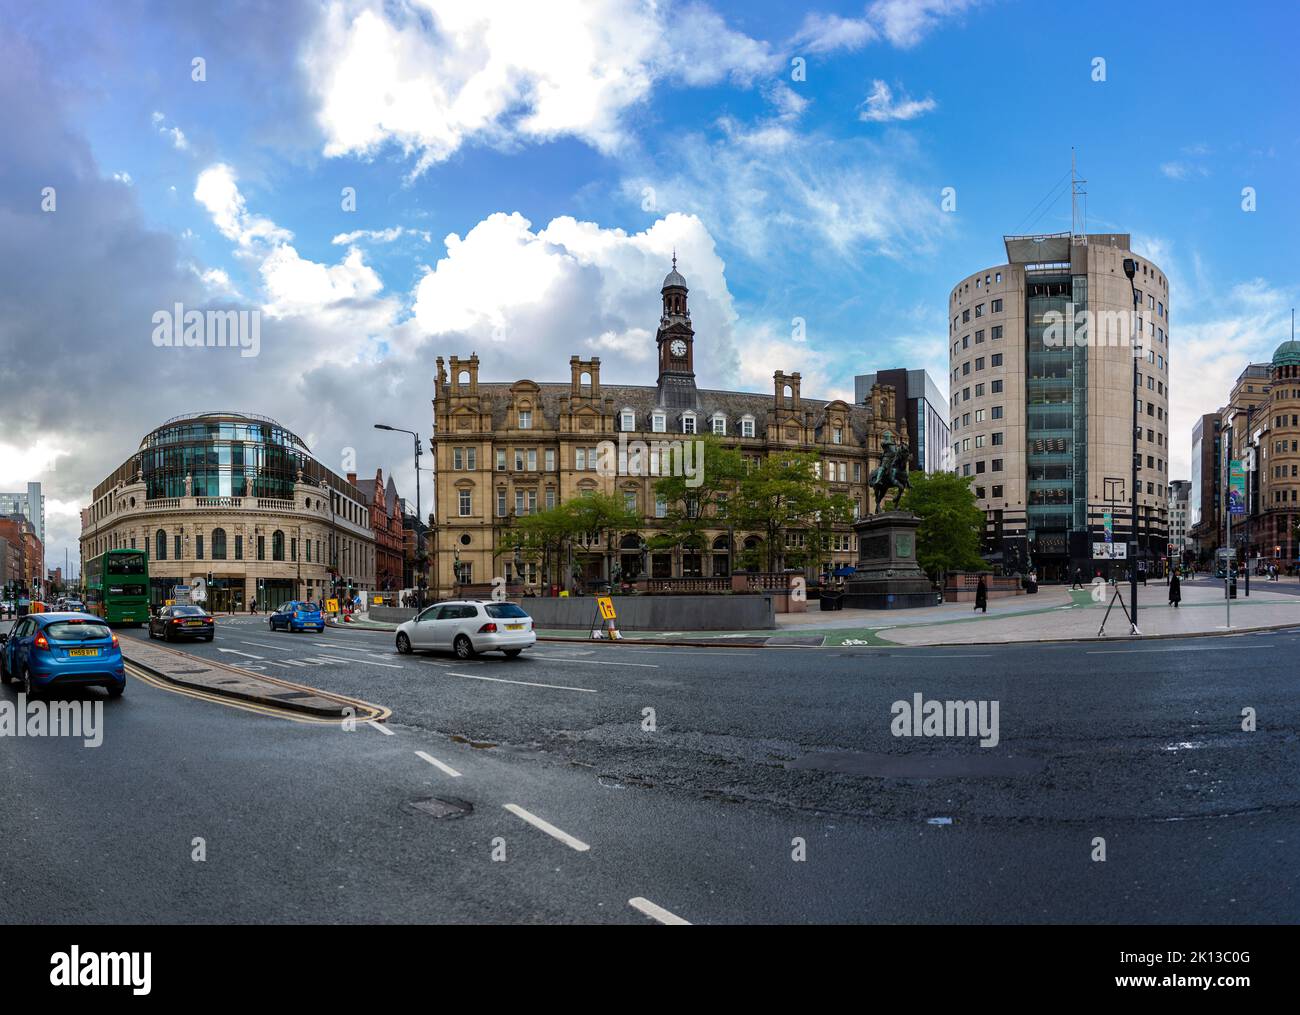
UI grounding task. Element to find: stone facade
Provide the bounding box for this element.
[429,263,894,598]
[80,412,376,609]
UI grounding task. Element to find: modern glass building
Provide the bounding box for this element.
[853,369,951,473]
[948,233,1171,579]
[82,412,377,609]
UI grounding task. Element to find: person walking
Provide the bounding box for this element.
[249,596,257,615]
[974,574,989,614]
[1168,572,1181,608]
[1071,567,1083,590]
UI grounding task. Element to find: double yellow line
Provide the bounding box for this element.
[124,662,391,726]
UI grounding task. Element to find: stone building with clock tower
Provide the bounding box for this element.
[428,260,897,597]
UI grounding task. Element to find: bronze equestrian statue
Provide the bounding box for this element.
[869,431,912,513]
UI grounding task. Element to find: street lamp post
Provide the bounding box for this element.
[1123,258,1142,629]
[375,424,424,611]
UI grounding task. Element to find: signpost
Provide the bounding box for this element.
[590,595,622,640]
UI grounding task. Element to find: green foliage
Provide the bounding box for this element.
[897,470,986,580]
[650,434,745,553]
[496,492,640,589]
[731,451,851,572]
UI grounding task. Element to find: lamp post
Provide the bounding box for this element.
[1123,257,1141,628]
[375,424,424,611]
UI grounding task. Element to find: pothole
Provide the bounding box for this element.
[450,735,497,749]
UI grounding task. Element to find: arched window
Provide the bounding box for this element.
[272,530,285,561]
[155,529,167,561]
[212,528,227,560]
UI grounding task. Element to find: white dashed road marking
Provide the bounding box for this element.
[628,897,691,925]
[444,670,596,693]
[504,804,590,852]
[415,750,462,777]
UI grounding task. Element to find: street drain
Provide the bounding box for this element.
[406,797,473,819]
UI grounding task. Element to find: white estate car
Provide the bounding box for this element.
[395,600,536,659]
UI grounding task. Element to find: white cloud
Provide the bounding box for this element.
[411,210,742,386]
[331,226,431,245]
[792,0,977,53]
[868,0,980,48]
[1160,161,1209,181]
[303,0,775,175]
[151,111,189,150]
[858,79,936,122]
[193,163,396,345]
[111,170,132,185]
[792,12,878,53]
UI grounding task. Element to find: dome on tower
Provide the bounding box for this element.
[662,252,687,290]
[1272,340,1300,367]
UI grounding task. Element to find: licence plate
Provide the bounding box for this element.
[185,621,202,626]
[69,648,100,657]
[506,623,525,630]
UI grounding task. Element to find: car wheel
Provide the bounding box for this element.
[396,633,412,655]
[0,651,10,685]
[203,635,214,642]
[107,683,124,698]
[163,626,172,642]
[19,665,35,698]
[503,649,522,659]
[453,634,474,659]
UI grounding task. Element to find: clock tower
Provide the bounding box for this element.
[655,253,698,409]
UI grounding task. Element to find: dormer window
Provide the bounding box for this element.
[681,411,696,435]
[711,413,726,435]
[652,412,666,433]
[518,410,532,430]
[620,408,636,432]
[740,415,755,438]
[832,426,843,444]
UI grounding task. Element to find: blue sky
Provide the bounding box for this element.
[2,0,1297,570]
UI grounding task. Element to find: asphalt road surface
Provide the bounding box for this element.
[3,616,1298,923]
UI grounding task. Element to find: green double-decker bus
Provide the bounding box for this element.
[84,548,149,626]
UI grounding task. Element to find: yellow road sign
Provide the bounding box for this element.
[597,596,617,620]
[326,598,339,613]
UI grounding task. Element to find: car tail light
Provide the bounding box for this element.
[33,633,49,651]
[111,633,119,648]
[478,622,498,634]
[173,618,184,624]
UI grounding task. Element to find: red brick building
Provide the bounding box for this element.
[0,514,43,593]
[356,469,404,592]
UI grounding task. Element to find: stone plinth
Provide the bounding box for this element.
[843,511,937,609]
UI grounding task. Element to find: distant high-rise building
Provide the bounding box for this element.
[0,481,45,544]
[1167,479,1190,561]
[854,369,950,473]
[948,232,1171,579]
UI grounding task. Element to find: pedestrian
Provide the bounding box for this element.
[1169,572,1181,608]
[974,574,988,614]
[1071,568,1083,590]
[249,596,257,615]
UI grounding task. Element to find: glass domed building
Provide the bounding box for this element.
[82,412,377,610]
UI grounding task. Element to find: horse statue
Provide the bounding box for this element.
[869,431,911,513]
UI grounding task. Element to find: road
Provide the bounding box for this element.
[2,615,1298,923]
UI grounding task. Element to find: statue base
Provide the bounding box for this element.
[843,511,938,610]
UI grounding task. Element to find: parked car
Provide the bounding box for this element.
[269,600,325,633]
[0,612,125,697]
[395,600,536,659]
[149,604,215,642]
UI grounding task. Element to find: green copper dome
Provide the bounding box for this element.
[1272,340,1300,366]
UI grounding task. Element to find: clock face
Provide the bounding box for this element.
[670,339,687,357]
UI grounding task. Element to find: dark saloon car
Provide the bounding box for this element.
[149,604,216,642]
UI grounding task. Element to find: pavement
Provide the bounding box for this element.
[3,616,1299,923]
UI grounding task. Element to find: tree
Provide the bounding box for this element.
[896,470,986,582]
[650,434,745,562]
[497,492,639,592]
[731,451,849,573]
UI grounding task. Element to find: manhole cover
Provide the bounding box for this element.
[406,797,473,819]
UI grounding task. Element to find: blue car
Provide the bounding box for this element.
[0,612,125,697]
[268,601,324,633]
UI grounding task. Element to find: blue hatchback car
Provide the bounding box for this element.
[268,601,324,633]
[0,612,125,697]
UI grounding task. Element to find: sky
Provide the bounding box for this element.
[1,0,1297,577]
